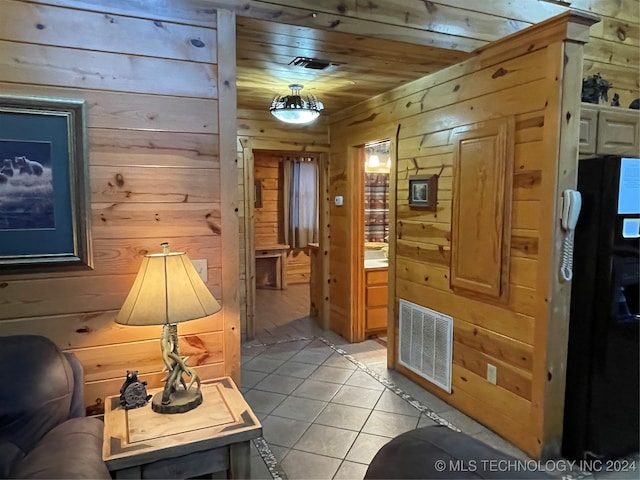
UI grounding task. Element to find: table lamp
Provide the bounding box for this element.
[116,243,221,414]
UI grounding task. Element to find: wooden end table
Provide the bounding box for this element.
[102,377,261,479]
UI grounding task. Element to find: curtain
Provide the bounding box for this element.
[364,172,389,242]
[283,158,318,248]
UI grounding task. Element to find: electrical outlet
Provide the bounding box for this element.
[487,364,497,385]
[192,259,207,282]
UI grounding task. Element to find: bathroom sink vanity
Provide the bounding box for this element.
[364,248,388,336]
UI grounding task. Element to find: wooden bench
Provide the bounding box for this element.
[255,244,289,290]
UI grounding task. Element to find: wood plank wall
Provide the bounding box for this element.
[237,108,328,337]
[0,0,237,412]
[329,13,594,458]
[254,151,282,247]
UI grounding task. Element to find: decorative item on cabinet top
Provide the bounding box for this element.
[581,73,612,105]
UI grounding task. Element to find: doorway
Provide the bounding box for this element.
[246,149,327,341]
[327,128,397,346]
[346,139,393,344]
[362,141,391,344]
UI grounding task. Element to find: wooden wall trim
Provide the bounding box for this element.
[217,9,240,382]
[332,124,397,343]
[240,138,256,340]
[387,125,399,369]
[532,40,587,460]
[351,145,365,342]
[319,153,331,331]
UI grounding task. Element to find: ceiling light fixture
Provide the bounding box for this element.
[367,154,380,168]
[270,84,324,125]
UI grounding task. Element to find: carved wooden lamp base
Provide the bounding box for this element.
[151,389,203,414]
[153,323,203,414]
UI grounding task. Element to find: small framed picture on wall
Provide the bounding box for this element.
[408,174,438,210]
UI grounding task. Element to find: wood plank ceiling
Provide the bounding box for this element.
[235,17,473,116]
[230,0,559,117]
[229,0,639,116]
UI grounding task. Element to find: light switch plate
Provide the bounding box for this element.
[192,259,207,282]
[487,364,497,385]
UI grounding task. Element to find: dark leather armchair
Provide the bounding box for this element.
[0,335,110,479]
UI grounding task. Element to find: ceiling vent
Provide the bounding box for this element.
[289,57,335,70]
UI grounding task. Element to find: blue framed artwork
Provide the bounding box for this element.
[0,95,92,271]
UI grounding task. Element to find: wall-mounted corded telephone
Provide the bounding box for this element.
[560,189,582,281]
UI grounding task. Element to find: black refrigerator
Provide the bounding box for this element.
[563,156,640,460]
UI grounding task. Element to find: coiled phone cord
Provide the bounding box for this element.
[561,230,574,281]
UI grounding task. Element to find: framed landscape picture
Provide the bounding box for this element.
[408,174,438,210]
[0,95,92,271]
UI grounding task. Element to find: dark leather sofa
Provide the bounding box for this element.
[366,425,552,479]
[0,335,110,479]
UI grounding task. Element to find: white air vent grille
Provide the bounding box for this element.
[399,299,453,393]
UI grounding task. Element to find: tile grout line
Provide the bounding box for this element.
[242,334,464,479]
[252,436,288,480]
[315,336,461,432]
[244,336,313,480]
[243,336,316,349]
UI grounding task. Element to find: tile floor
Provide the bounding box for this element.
[243,285,530,479]
[244,285,640,480]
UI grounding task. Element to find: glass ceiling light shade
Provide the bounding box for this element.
[367,154,380,168]
[116,243,221,414]
[270,84,324,124]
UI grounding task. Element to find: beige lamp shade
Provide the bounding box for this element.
[116,249,221,326]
